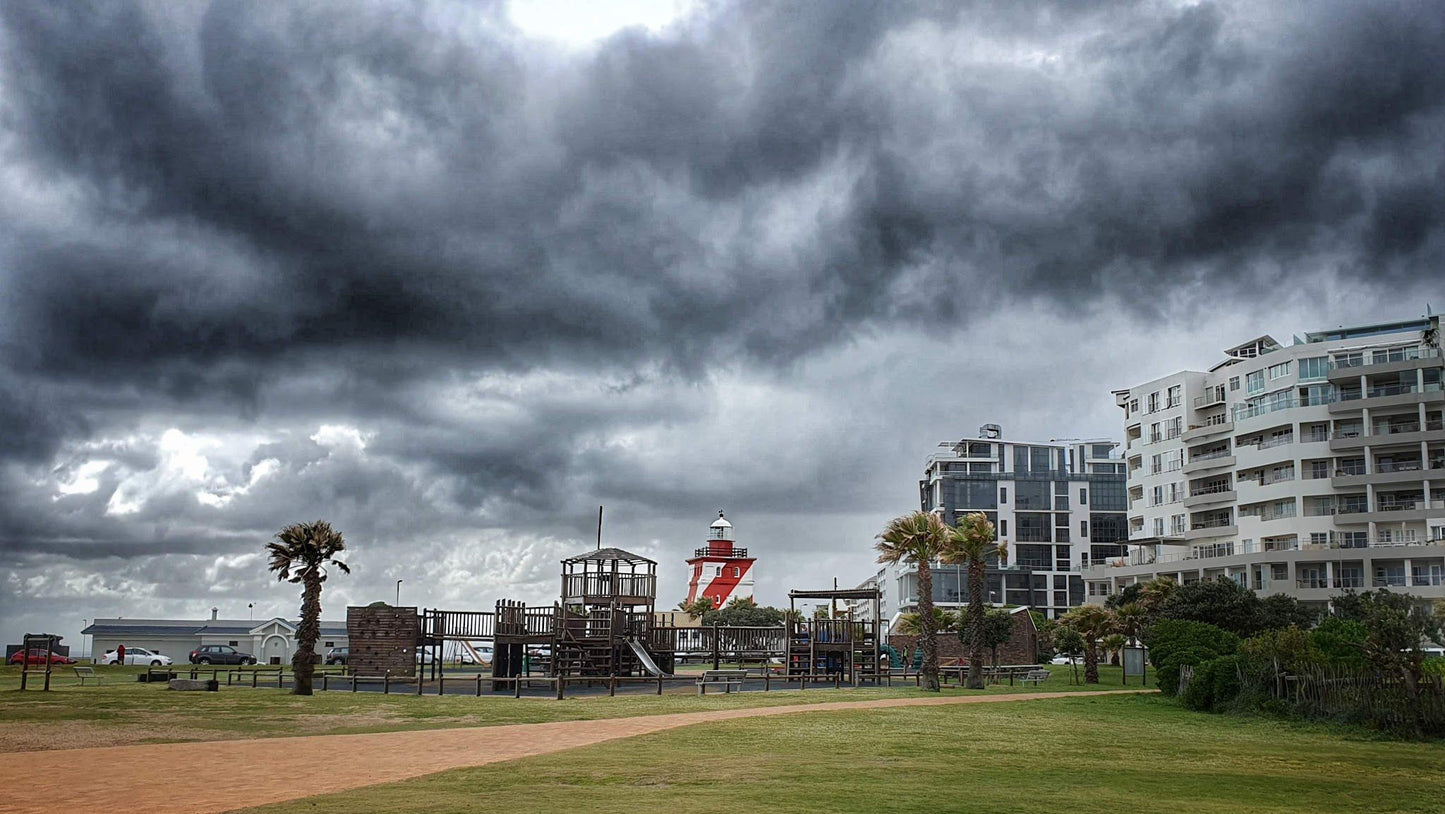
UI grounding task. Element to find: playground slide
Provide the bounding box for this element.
[459,640,492,668]
[625,639,671,677]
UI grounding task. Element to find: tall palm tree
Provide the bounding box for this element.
[1113,602,1148,684]
[876,511,952,692]
[942,512,1007,689]
[1058,604,1116,684]
[267,520,349,696]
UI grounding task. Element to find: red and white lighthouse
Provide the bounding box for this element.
[685,511,755,610]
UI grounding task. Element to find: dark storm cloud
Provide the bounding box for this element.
[2,0,1444,628]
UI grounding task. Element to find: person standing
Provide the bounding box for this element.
[115,643,126,666]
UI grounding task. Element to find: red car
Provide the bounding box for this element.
[9,649,76,666]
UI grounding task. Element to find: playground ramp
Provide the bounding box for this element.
[626,638,671,677]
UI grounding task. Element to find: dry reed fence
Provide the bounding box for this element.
[1235,661,1445,737]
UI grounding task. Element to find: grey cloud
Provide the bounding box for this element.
[3,0,1444,645]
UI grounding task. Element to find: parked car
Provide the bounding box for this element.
[9,649,76,666]
[188,645,257,665]
[1050,654,1078,666]
[103,647,172,666]
[324,646,348,665]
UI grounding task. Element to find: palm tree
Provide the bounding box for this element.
[896,607,957,636]
[876,511,952,692]
[942,512,1007,689]
[1113,602,1148,684]
[1137,577,1178,614]
[1058,605,1116,684]
[266,520,349,696]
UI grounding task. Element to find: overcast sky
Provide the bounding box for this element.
[3,0,1443,651]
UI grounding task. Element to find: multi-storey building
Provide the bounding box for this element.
[1084,314,1445,610]
[859,425,1129,630]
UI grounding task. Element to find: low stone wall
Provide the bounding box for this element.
[346,606,419,678]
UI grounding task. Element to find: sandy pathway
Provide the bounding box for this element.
[0,690,1147,813]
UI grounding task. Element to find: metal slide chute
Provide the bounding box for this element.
[626,638,671,677]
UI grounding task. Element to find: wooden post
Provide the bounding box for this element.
[417,671,424,695]
[609,675,616,697]
[252,670,258,688]
[657,673,663,695]
[556,676,565,700]
[514,675,522,698]
[322,673,328,691]
[712,621,720,671]
[476,673,483,697]
[384,672,390,694]
[352,675,359,692]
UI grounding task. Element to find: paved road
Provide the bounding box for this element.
[0,690,1150,813]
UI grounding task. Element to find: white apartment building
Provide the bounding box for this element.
[1084,314,1445,609]
[859,425,1129,630]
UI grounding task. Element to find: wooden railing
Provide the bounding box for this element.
[421,610,496,640]
[562,572,656,599]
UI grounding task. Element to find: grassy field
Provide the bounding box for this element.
[240,694,1445,814]
[0,664,1144,751]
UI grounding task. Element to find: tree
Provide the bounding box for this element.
[1053,627,1085,685]
[1105,582,1145,610]
[959,607,1014,667]
[708,596,786,627]
[266,520,349,696]
[1137,577,1179,614]
[1144,619,1239,696]
[1258,593,1316,631]
[876,511,952,692]
[1353,590,1443,738]
[1058,605,1116,684]
[1156,577,1263,637]
[678,596,716,619]
[897,607,957,636]
[942,511,1007,689]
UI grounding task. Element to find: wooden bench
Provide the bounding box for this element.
[73,666,100,686]
[696,669,749,696]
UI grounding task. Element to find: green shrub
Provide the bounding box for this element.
[1181,655,1242,712]
[1310,617,1367,666]
[1424,657,1445,679]
[1145,619,1239,696]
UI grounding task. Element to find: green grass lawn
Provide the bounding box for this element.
[240,694,1445,814]
[0,664,1145,751]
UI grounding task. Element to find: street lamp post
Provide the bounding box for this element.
[396,579,403,607]
[248,603,254,621]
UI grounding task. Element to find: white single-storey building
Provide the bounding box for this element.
[83,611,347,665]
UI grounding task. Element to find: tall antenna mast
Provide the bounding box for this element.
[596,505,604,550]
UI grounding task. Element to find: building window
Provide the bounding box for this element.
[1229,376,1239,391]
[228,640,239,647]
[1299,357,1329,381]
[324,641,334,648]
[1167,385,1181,408]
[1246,370,1265,394]
[1000,486,1008,503]
[1017,513,1051,542]
[1153,517,1165,535]
[1000,519,1008,537]
[733,567,740,577]
[1080,520,1088,538]
[1147,392,1160,413]
[1268,361,1291,380]
[1079,488,1087,505]
[1129,398,1139,414]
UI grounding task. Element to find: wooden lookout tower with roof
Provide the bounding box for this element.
[554,547,664,677]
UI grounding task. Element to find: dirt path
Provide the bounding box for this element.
[0,690,1148,813]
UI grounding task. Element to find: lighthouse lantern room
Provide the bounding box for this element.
[684,511,756,610]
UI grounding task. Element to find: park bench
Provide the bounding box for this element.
[697,669,749,696]
[1018,669,1052,686]
[73,666,100,686]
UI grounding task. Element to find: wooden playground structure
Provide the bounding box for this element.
[403,546,887,695]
